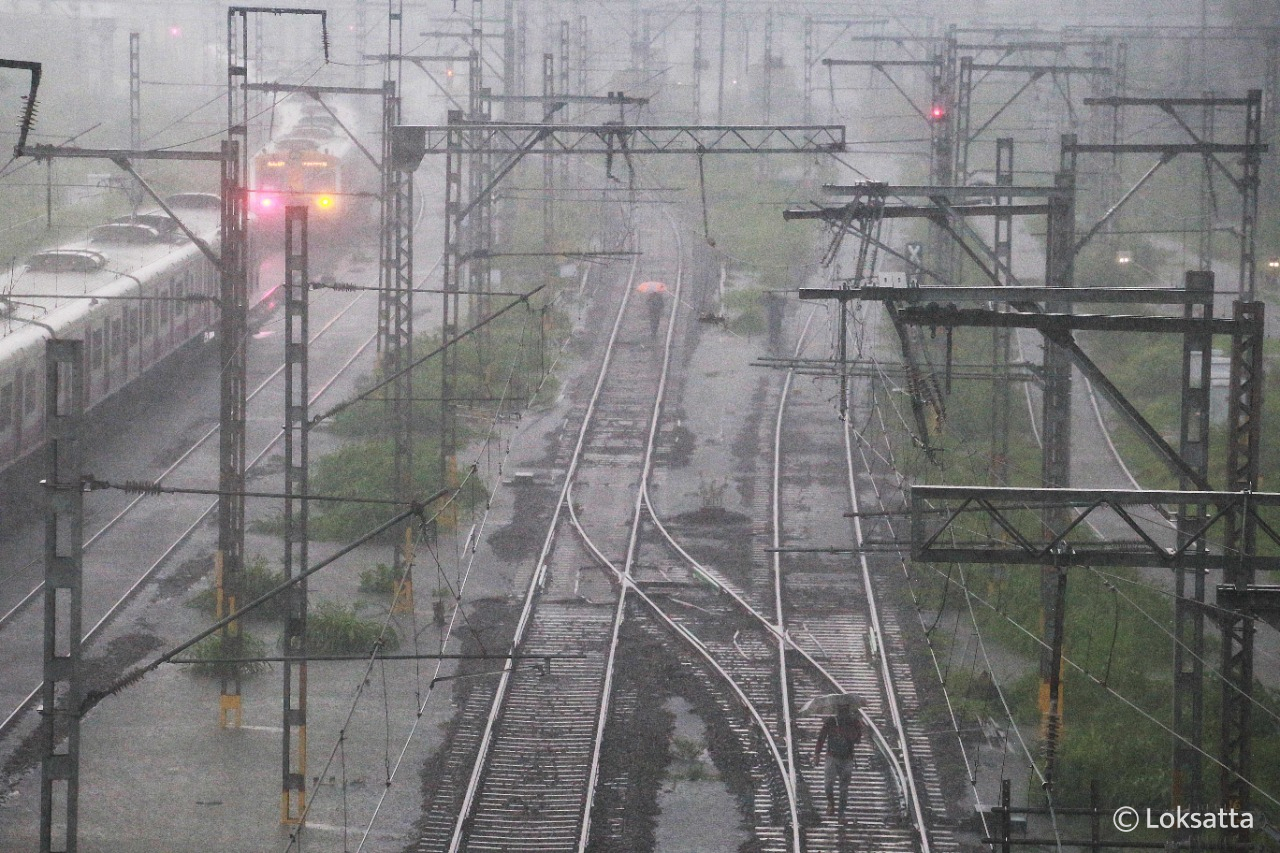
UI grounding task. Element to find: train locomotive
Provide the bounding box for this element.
[250,95,373,229]
[0,193,268,474]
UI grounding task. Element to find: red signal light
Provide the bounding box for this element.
[930,105,946,120]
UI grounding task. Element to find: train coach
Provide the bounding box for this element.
[0,192,255,474]
[250,95,374,229]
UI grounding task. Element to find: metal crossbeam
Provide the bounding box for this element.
[822,58,936,67]
[890,304,1243,336]
[243,82,386,95]
[482,92,647,105]
[1085,95,1255,107]
[824,183,1066,198]
[909,485,1280,571]
[966,63,1109,73]
[783,201,1053,221]
[803,286,1216,305]
[20,145,223,162]
[1069,143,1262,154]
[1216,586,1280,631]
[391,122,846,167]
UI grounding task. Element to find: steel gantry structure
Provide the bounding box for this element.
[388,118,845,495]
[14,7,331,840]
[789,85,1268,845]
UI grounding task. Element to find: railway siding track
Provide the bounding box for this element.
[613,316,963,851]
[425,216,684,852]
[421,214,962,853]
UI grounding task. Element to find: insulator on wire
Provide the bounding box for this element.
[123,479,164,496]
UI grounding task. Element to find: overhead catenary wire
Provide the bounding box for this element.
[292,252,597,853]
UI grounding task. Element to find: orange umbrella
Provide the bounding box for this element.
[637,280,668,293]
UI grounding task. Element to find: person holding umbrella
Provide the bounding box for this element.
[813,701,864,820]
[637,281,667,339]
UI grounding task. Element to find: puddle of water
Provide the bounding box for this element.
[654,696,748,853]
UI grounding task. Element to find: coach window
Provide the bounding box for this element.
[0,381,13,431]
[128,307,139,345]
[24,369,37,415]
[159,287,170,324]
[92,328,104,369]
[111,318,123,356]
[143,300,153,335]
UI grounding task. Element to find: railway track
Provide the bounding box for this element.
[0,265,384,741]
[413,203,678,850]
[622,312,958,851]
[416,199,955,850]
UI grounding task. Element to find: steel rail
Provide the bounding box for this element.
[442,252,642,853]
[577,215,687,852]
[843,378,934,853]
[565,491,803,851]
[770,312,812,824]
[0,288,384,739]
[640,485,912,800]
[641,297,919,813]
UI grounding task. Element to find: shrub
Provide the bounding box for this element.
[359,563,405,595]
[181,631,270,678]
[186,554,287,620]
[306,601,400,655]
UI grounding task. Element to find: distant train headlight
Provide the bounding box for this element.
[260,195,276,209]
[317,195,334,209]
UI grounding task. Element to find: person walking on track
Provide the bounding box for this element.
[814,704,863,820]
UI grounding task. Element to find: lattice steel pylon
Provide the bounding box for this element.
[990,137,1013,488]
[41,340,84,853]
[1037,138,1077,781]
[218,8,251,729]
[281,206,310,824]
[377,83,398,362]
[1221,299,1264,848]
[128,33,140,150]
[390,108,415,606]
[692,6,704,123]
[1173,270,1213,824]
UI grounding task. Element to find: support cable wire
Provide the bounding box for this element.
[1084,567,1280,725]
[923,559,1280,813]
[1089,568,1280,668]
[843,386,936,852]
[955,562,1065,851]
[285,273,569,852]
[348,261,598,852]
[846,318,1003,841]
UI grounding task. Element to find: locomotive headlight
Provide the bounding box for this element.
[317,195,334,208]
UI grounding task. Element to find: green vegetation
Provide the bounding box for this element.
[890,313,1280,816]
[181,631,271,679]
[285,305,569,541]
[359,562,404,595]
[724,287,766,335]
[186,554,288,620]
[306,601,399,655]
